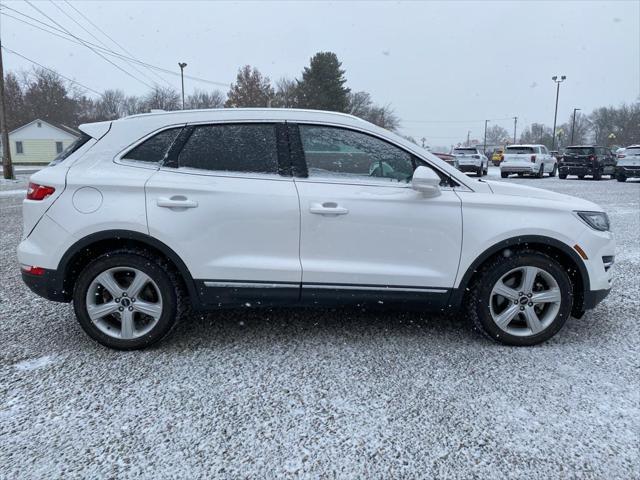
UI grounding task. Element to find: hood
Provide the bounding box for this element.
[483,180,603,211]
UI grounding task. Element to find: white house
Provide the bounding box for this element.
[1,119,79,164]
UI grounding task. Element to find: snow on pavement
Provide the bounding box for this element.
[0,170,638,478]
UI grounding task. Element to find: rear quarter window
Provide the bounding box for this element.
[123,128,182,163]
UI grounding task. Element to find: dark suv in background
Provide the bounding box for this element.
[558,146,617,180]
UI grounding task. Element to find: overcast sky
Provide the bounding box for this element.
[1,0,638,146]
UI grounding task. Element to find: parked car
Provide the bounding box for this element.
[18,109,614,349]
[615,144,640,182]
[491,148,504,166]
[432,151,455,166]
[500,144,557,178]
[452,147,488,176]
[558,145,617,180]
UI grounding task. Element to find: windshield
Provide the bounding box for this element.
[49,133,92,166]
[624,147,640,155]
[565,147,595,155]
[505,146,535,154]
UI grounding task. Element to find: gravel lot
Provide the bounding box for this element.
[1,168,639,479]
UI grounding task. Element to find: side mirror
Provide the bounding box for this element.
[411,166,442,197]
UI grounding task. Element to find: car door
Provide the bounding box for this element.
[145,122,302,307]
[289,123,463,307]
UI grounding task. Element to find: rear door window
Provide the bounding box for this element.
[178,124,279,174]
[505,146,535,154]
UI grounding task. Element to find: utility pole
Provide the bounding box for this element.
[551,75,566,150]
[466,130,470,147]
[421,137,426,148]
[0,41,15,180]
[570,108,580,145]
[483,120,489,154]
[513,116,518,144]
[178,62,187,110]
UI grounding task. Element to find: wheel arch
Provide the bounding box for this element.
[451,235,589,316]
[57,229,200,307]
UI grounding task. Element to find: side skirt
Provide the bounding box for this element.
[195,280,453,311]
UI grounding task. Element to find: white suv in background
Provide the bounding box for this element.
[18,109,614,350]
[501,144,558,178]
[452,147,488,177]
[616,145,640,182]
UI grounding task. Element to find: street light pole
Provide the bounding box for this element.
[178,62,187,110]
[466,130,471,147]
[513,116,518,144]
[551,75,566,150]
[483,119,489,154]
[570,108,580,145]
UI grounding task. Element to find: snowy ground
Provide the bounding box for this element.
[1,168,639,478]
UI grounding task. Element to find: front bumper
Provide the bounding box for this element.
[583,288,611,310]
[21,268,69,302]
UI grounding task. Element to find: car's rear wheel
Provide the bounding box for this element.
[536,164,544,178]
[593,168,602,180]
[477,165,483,177]
[549,164,557,177]
[73,250,186,350]
[559,172,567,179]
[501,172,508,178]
[578,174,585,179]
[616,173,627,182]
[466,251,573,346]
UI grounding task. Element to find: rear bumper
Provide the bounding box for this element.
[559,164,597,175]
[616,166,640,176]
[458,164,481,172]
[21,268,69,302]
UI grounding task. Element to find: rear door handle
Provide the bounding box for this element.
[157,196,198,208]
[309,202,349,215]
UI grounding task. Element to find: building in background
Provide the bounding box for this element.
[0,119,79,165]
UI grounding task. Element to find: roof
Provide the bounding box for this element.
[9,118,80,137]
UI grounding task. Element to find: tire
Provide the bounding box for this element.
[616,173,627,182]
[73,249,187,350]
[559,172,567,179]
[484,164,489,176]
[477,166,483,177]
[536,164,544,178]
[578,174,585,180]
[466,250,573,346]
[549,164,557,177]
[501,172,509,178]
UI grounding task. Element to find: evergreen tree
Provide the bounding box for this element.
[297,52,350,112]
[225,65,274,108]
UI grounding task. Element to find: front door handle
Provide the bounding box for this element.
[309,202,349,215]
[157,196,198,209]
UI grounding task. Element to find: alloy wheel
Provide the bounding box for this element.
[85,267,163,340]
[489,266,561,337]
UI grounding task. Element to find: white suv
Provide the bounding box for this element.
[501,144,558,178]
[18,109,614,349]
[452,147,488,177]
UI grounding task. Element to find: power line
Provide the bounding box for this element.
[1,45,104,96]
[403,116,515,124]
[23,0,155,89]
[48,0,169,88]
[59,0,172,87]
[0,5,230,88]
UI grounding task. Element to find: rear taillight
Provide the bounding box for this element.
[589,155,596,161]
[21,265,46,276]
[617,154,625,158]
[473,154,480,159]
[26,182,55,201]
[530,155,536,162]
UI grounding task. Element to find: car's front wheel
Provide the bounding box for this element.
[616,172,627,182]
[73,250,186,350]
[466,251,573,346]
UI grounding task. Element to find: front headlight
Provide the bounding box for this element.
[576,211,610,231]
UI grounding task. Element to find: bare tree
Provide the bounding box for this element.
[225,65,274,108]
[186,89,225,109]
[95,89,128,120]
[347,91,373,117]
[485,125,509,146]
[3,72,27,130]
[272,77,298,108]
[142,85,181,111]
[363,104,400,131]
